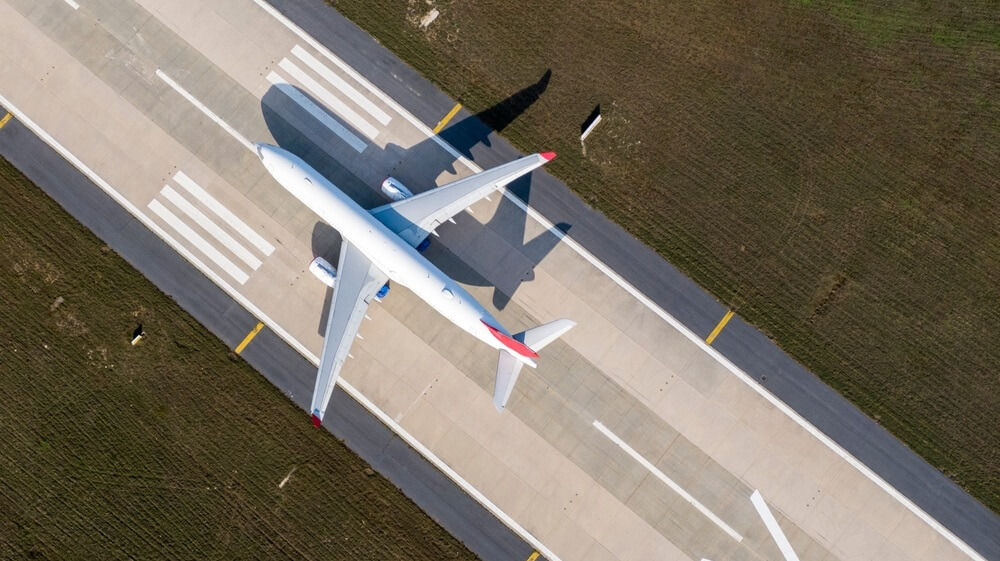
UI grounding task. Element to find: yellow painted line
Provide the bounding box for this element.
[234,321,264,354]
[0,113,12,129]
[432,102,462,134]
[525,552,540,561]
[705,309,735,345]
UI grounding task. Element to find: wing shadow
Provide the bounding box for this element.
[261,68,566,313]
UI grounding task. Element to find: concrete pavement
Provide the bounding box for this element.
[0,0,996,560]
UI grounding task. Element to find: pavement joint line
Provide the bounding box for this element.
[155,69,254,152]
[235,322,265,355]
[432,102,462,134]
[526,552,540,561]
[750,490,801,561]
[593,420,744,542]
[0,113,12,129]
[5,4,990,558]
[705,309,735,344]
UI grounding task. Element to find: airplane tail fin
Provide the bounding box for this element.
[493,319,575,411]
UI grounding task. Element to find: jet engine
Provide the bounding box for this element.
[381,177,413,201]
[308,256,337,288]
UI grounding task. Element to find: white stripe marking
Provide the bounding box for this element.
[19,3,991,558]
[155,69,254,152]
[267,72,367,153]
[172,171,275,256]
[242,8,990,559]
[593,421,744,542]
[160,186,262,270]
[750,490,801,561]
[278,58,379,139]
[63,0,80,9]
[1,93,567,561]
[291,45,391,125]
[148,200,249,284]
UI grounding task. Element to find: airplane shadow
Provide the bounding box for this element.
[259,70,568,334]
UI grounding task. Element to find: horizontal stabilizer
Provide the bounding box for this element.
[493,318,576,411]
[516,318,576,349]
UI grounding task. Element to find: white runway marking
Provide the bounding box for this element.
[593,421,744,542]
[173,171,275,256]
[160,185,262,270]
[291,45,391,125]
[750,490,801,561]
[278,57,379,139]
[63,0,80,9]
[148,200,249,284]
[5,2,986,558]
[245,5,991,559]
[267,72,367,153]
[155,69,254,152]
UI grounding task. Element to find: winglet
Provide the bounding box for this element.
[311,414,322,428]
[540,151,556,162]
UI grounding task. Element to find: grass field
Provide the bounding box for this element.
[328,0,1000,511]
[0,157,476,560]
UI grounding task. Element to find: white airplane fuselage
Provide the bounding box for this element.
[257,144,526,362]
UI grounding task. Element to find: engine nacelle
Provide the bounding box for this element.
[308,256,337,288]
[381,177,413,201]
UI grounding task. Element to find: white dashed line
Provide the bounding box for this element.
[750,490,801,561]
[594,421,744,543]
[155,69,254,152]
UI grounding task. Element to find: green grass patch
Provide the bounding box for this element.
[328,0,1000,512]
[0,157,476,559]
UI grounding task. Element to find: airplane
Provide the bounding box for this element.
[255,142,576,427]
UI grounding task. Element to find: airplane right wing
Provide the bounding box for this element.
[310,240,388,426]
[369,152,554,247]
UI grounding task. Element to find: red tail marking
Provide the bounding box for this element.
[481,320,539,359]
[311,414,322,428]
[540,151,556,162]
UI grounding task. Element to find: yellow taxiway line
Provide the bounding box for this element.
[705,309,735,345]
[432,102,462,134]
[0,113,13,129]
[234,321,264,354]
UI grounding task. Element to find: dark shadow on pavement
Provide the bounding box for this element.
[262,69,567,313]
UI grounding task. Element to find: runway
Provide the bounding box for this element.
[0,0,996,560]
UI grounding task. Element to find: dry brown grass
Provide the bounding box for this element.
[0,157,477,560]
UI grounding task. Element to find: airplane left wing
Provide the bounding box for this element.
[310,240,388,426]
[369,152,554,247]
